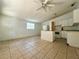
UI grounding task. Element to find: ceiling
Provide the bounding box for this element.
[0,0,79,22]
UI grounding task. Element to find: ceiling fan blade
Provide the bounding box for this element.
[51,2,64,4]
[37,6,47,12]
[46,0,52,4]
[36,6,43,11]
[34,0,45,4]
[44,0,48,4]
[47,4,55,7]
[46,0,64,5]
[42,6,47,12]
[39,0,45,3]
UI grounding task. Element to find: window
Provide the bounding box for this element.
[27,22,35,30]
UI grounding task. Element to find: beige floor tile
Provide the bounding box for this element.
[0,52,10,59]
[23,53,33,59]
[0,36,79,59]
[76,48,79,58]
[35,52,45,59]
[67,46,78,59]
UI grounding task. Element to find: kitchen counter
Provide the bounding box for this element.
[66,31,79,48]
[63,30,79,31]
[41,31,55,42]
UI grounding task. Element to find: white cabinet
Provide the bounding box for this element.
[73,8,79,23]
[41,31,55,42]
[67,19,73,26]
[55,19,62,26]
[62,19,73,26]
[62,31,67,39]
[67,31,79,48]
[61,8,79,26]
[55,14,73,26]
[52,8,79,26]
[62,20,67,26]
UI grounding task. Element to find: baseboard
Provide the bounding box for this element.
[0,35,40,42]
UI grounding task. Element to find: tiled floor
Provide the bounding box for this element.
[0,36,79,59]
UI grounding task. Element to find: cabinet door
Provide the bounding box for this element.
[62,31,67,38]
[74,9,79,23]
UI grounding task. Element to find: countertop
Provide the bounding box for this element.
[62,30,79,32]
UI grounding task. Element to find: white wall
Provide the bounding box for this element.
[0,0,2,14]
[0,15,41,41]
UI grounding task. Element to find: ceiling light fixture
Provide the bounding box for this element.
[36,0,65,12]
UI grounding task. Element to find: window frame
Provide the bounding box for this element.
[26,22,35,30]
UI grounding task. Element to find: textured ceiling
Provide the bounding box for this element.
[1,0,79,22]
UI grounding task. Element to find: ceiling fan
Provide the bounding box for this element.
[36,0,65,11]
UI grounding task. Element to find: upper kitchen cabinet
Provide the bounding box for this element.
[55,19,61,26]
[55,12,73,26]
[73,8,79,23]
[62,18,73,26]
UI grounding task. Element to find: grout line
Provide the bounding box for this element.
[75,48,79,59]
[31,42,51,59]
[53,47,61,59]
[7,41,12,59]
[18,49,25,59]
[66,45,68,59]
[8,46,12,59]
[42,44,54,59]
[53,40,67,59]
